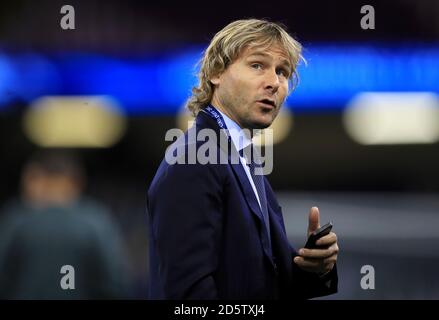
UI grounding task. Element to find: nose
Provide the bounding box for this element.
[264,68,280,94]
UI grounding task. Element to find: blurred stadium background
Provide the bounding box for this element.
[0,0,439,299]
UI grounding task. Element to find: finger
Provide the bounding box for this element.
[323,256,338,266]
[307,206,320,236]
[321,244,339,264]
[322,262,335,274]
[324,256,336,269]
[315,232,338,247]
[294,256,320,269]
[299,246,337,259]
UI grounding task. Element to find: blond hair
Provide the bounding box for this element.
[187,18,304,116]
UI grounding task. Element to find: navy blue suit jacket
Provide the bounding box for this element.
[147,110,338,299]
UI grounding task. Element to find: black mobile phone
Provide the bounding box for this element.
[304,222,333,249]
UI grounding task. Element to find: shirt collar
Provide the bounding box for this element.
[216,108,252,152]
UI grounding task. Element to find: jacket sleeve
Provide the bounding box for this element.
[147,162,224,299]
[263,182,338,300]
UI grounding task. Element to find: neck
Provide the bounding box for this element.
[210,96,244,129]
[210,103,255,140]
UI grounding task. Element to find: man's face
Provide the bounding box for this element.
[210,43,291,129]
[22,165,82,207]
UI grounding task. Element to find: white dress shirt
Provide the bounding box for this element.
[216,109,263,209]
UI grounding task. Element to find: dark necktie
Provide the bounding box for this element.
[240,144,271,245]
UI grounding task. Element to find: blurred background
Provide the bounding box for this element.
[0,0,438,299]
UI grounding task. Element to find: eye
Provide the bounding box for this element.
[251,63,263,70]
[276,68,289,78]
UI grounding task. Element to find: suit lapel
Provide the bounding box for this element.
[228,160,274,262]
[265,184,294,279]
[196,112,275,266]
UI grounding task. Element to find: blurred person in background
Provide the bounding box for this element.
[0,150,130,299]
[147,19,338,299]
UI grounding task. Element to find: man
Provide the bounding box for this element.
[147,19,339,299]
[0,151,129,299]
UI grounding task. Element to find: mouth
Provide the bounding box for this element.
[257,99,276,110]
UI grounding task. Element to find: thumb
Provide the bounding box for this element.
[307,206,320,236]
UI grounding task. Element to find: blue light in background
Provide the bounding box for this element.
[0,54,18,106]
[51,49,200,114]
[289,45,439,108]
[0,53,61,109]
[0,45,438,114]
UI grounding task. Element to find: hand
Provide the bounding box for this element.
[293,207,339,275]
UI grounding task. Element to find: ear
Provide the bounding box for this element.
[210,73,221,86]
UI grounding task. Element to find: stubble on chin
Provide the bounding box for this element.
[242,116,273,130]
